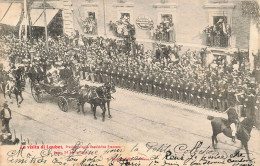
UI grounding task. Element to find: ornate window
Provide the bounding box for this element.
[79,1,99,35]
[152,1,178,43]
[108,12,135,39]
[203,1,235,47]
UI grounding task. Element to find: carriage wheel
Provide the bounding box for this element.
[58,96,68,112]
[31,84,43,103]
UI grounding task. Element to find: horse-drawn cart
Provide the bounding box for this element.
[31,81,75,112]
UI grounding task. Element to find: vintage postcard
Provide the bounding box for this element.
[0,0,260,165]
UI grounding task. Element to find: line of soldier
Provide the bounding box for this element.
[1,34,259,120]
[78,61,258,117]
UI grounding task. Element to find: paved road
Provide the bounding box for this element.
[1,80,259,162]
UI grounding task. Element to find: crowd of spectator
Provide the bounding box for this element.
[0,34,259,122]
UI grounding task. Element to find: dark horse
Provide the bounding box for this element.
[103,82,116,118]
[77,82,116,121]
[207,115,255,161]
[2,67,25,107]
[4,79,25,107]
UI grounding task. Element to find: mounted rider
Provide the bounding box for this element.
[224,106,239,142]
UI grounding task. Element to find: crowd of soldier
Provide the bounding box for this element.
[0,34,259,120]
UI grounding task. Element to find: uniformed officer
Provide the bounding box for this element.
[99,65,105,83]
[107,65,113,83]
[153,71,160,96]
[193,81,199,106]
[131,69,138,91]
[184,81,190,103]
[159,73,166,98]
[127,69,133,90]
[205,83,211,108]
[139,70,146,93]
[227,85,236,109]
[118,66,124,87]
[176,79,182,101]
[89,63,95,82]
[111,66,117,85]
[95,65,101,83]
[146,71,153,94]
[197,82,204,107]
[165,75,172,99]
[122,67,128,89]
[244,89,256,119]
[85,63,90,81]
[213,86,219,110]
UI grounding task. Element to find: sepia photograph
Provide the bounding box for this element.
[0,0,260,165]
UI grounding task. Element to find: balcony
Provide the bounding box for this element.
[206,34,229,47]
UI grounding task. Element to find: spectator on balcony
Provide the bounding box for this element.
[168,22,176,43]
[213,18,230,47]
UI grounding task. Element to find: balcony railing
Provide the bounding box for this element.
[206,33,229,47]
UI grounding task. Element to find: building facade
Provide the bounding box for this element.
[62,0,259,51]
[0,0,259,51]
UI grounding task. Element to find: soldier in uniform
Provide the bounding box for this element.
[227,85,236,109]
[95,65,101,83]
[169,77,175,100]
[190,81,196,105]
[139,70,146,93]
[80,61,86,79]
[192,81,198,106]
[99,65,105,83]
[176,79,182,101]
[165,75,172,99]
[127,69,134,90]
[234,86,245,117]
[197,81,203,107]
[85,63,90,81]
[222,83,229,111]
[244,88,256,119]
[122,67,128,89]
[89,63,95,82]
[184,81,190,103]
[213,86,219,110]
[153,72,161,96]
[146,71,153,94]
[131,69,138,91]
[111,66,117,85]
[107,65,113,83]
[159,73,166,98]
[205,83,211,108]
[118,66,124,87]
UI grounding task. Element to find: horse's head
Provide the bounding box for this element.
[104,81,116,93]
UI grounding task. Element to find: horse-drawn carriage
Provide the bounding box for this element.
[28,63,116,121]
[30,80,79,112]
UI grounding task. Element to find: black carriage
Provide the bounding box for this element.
[31,81,72,112]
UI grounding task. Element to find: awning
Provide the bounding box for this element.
[0,3,22,26]
[21,9,59,27]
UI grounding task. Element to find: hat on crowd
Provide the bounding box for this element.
[3,101,8,107]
